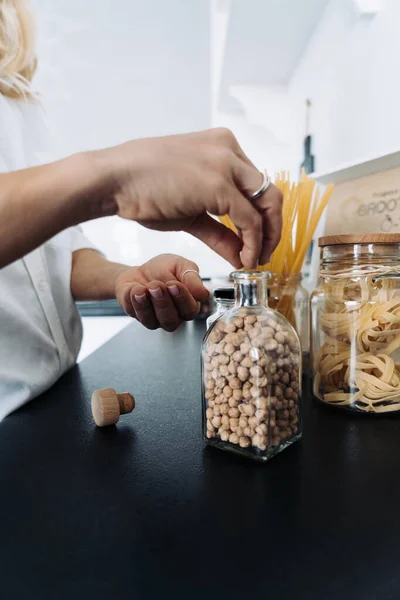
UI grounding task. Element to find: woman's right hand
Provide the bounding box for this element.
[98,128,283,269]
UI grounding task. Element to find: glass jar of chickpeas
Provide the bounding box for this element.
[201,271,302,461]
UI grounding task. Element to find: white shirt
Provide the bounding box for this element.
[0,95,98,420]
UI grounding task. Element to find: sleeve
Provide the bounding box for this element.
[69,226,105,256]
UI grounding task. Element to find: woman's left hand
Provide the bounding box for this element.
[115,254,210,331]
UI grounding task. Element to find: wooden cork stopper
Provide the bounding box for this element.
[91,387,135,427]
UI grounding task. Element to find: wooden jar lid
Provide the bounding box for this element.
[318,233,400,247]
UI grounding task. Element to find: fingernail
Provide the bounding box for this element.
[134,293,147,305]
[149,287,163,300]
[168,285,180,297]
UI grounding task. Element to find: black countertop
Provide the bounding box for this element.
[1,321,400,600]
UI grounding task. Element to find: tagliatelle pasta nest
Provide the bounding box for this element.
[314,265,400,413]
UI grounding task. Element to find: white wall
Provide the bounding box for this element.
[288,0,400,177]
[215,0,400,180]
[32,0,234,276]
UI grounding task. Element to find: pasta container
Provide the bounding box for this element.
[311,234,400,413]
[202,271,302,462]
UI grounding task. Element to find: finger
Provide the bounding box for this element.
[254,184,283,264]
[226,189,263,269]
[130,284,160,330]
[166,280,200,321]
[185,214,243,268]
[175,262,209,302]
[232,160,283,264]
[147,280,181,332]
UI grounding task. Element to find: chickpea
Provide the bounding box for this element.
[277,344,285,355]
[239,436,251,448]
[271,436,281,447]
[255,409,267,422]
[244,315,257,326]
[248,415,258,429]
[221,414,230,427]
[222,385,232,398]
[265,339,278,352]
[205,390,215,400]
[241,356,252,368]
[229,396,239,408]
[218,354,230,366]
[206,430,216,439]
[275,385,283,398]
[213,405,221,417]
[243,403,255,417]
[208,400,215,408]
[220,430,230,441]
[228,361,239,375]
[242,388,252,400]
[233,317,244,329]
[232,350,243,363]
[216,377,227,389]
[219,365,230,377]
[220,404,229,415]
[244,426,255,437]
[206,407,213,419]
[266,318,277,330]
[229,377,241,389]
[256,396,268,410]
[240,342,251,354]
[252,433,267,450]
[256,423,267,435]
[211,357,219,369]
[206,379,215,390]
[232,389,242,402]
[261,326,275,338]
[228,407,240,418]
[215,341,226,354]
[212,416,222,429]
[250,386,261,399]
[206,419,214,431]
[229,432,239,445]
[225,323,236,334]
[239,416,248,429]
[236,426,245,437]
[238,366,249,382]
[275,332,286,344]
[250,365,263,377]
[214,395,222,405]
[248,327,261,340]
[277,420,287,430]
[225,343,235,356]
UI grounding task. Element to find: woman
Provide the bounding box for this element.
[0,0,283,420]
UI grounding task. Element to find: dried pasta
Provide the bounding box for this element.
[315,266,400,412]
[219,171,334,328]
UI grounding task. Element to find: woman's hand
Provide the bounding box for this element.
[115,254,209,332]
[97,128,283,269]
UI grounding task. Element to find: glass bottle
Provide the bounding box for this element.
[268,273,310,362]
[206,288,235,329]
[202,271,302,461]
[311,234,400,414]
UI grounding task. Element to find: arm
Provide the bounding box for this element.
[0,153,117,268]
[0,128,283,270]
[71,249,210,332]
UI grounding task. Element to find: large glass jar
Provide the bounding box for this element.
[202,271,302,461]
[206,288,234,329]
[311,234,400,414]
[268,273,310,359]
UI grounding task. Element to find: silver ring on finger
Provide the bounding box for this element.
[182,269,201,279]
[249,169,271,201]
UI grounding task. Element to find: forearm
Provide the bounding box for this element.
[71,249,130,301]
[0,152,118,268]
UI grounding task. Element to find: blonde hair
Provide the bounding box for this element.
[0,0,37,98]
